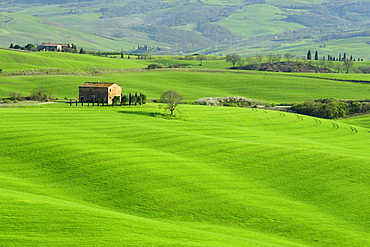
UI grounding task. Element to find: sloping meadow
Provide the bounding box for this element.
[1,104,370,246]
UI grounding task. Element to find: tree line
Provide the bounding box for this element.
[224,52,365,73]
[4,87,54,103]
[121,93,147,106]
[9,43,81,53]
[306,50,363,62]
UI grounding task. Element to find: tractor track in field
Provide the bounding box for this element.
[0,14,14,31]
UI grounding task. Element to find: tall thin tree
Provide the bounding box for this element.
[307,50,312,60]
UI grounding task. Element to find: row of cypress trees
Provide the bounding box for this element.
[307,50,363,61]
[120,93,147,106]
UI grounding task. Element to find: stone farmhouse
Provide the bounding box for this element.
[79,82,122,104]
[38,43,72,51]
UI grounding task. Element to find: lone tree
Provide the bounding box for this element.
[196,54,206,66]
[160,90,183,115]
[343,58,354,73]
[226,53,241,67]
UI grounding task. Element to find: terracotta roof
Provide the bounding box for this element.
[79,82,117,88]
[39,44,69,46]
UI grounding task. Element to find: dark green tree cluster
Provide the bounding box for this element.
[290,98,370,119]
[61,44,77,53]
[121,93,147,106]
[9,43,37,51]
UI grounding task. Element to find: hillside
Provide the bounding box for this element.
[1,43,370,245]
[1,0,370,58]
[1,104,370,246]
[2,49,370,103]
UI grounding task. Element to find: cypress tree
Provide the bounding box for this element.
[138,93,143,105]
[314,51,318,60]
[121,94,128,105]
[134,92,138,105]
[307,50,312,60]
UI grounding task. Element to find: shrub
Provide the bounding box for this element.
[195,96,257,106]
[167,63,184,68]
[358,66,370,73]
[147,63,165,69]
[30,87,53,102]
[289,98,360,119]
[223,102,238,107]
[9,91,23,101]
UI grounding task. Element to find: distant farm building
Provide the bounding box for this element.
[79,82,122,104]
[38,43,72,51]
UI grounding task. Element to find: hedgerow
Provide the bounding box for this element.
[290,98,370,118]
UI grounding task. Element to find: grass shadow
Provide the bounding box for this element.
[118,110,158,117]
[119,110,184,120]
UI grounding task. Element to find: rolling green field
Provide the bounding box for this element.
[1,49,370,104]
[218,4,305,38]
[1,104,370,246]
[1,50,370,245]
[2,69,370,104]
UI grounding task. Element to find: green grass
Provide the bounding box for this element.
[1,50,370,104]
[1,50,370,245]
[0,49,144,71]
[265,0,328,5]
[3,0,370,59]
[339,114,370,129]
[2,70,370,103]
[218,4,305,38]
[269,36,370,61]
[1,104,370,246]
[0,12,135,51]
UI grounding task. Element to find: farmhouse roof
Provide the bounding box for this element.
[39,43,70,46]
[79,82,117,88]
